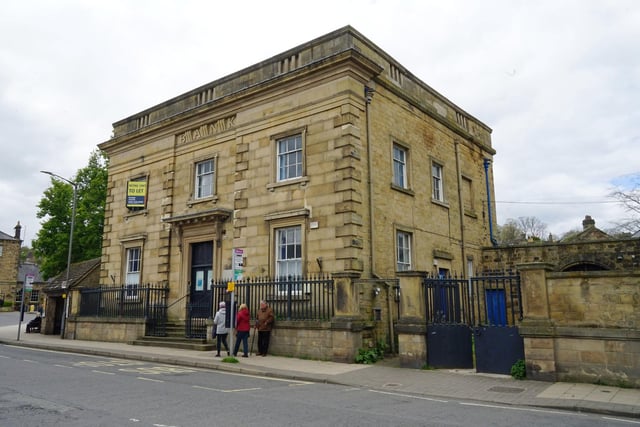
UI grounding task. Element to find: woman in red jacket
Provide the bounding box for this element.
[232,303,250,357]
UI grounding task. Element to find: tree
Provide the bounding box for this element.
[33,150,108,279]
[610,184,640,234]
[497,219,526,245]
[497,216,548,245]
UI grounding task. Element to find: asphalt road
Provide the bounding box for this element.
[0,343,630,427]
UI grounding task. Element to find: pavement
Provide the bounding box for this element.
[1,318,639,420]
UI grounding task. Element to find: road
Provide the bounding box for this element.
[0,344,634,426]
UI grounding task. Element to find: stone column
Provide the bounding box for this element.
[396,271,428,368]
[331,272,364,363]
[517,262,557,381]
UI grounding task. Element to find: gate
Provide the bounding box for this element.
[423,271,524,374]
[186,290,212,338]
[424,276,474,369]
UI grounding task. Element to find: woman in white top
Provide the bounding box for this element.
[213,301,230,357]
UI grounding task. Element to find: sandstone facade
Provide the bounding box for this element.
[98,26,496,323]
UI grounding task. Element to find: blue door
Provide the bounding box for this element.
[485,289,506,326]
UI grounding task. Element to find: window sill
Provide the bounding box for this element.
[187,195,219,208]
[124,209,148,220]
[464,209,478,219]
[431,199,449,209]
[267,176,309,192]
[390,183,415,196]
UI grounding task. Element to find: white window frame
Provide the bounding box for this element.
[125,246,142,298]
[277,134,303,182]
[195,158,215,199]
[432,162,444,202]
[396,231,412,272]
[392,144,408,189]
[275,225,304,294]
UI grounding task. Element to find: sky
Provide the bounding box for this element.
[1,0,639,246]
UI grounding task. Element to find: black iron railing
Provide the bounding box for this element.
[78,284,169,317]
[210,275,335,322]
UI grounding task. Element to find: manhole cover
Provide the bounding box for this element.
[488,386,525,394]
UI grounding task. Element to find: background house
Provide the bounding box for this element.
[0,222,23,309]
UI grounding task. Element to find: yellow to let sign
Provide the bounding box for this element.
[227,281,235,292]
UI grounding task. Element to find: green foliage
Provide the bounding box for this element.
[355,340,388,364]
[511,359,526,380]
[33,150,109,279]
[222,356,239,363]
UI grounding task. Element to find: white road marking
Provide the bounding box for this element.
[92,370,116,375]
[22,359,38,363]
[460,402,585,416]
[368,389,449,403]
[53,364,73,368]
[137,377,164,383]
[602,416,640,424]
[192,385,262,393]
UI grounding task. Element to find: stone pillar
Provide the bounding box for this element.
[331,272,364,363]
[396,272,428,368]
[517,262,557,381]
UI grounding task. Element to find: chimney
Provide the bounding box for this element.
[14,221,22,240]
[582,215,595,230]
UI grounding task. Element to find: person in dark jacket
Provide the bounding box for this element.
[255,300,274,356]
[232,303,250,357]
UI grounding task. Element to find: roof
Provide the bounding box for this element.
[0,230,18,241]
[45,258,101,290]
[18,262,44,283]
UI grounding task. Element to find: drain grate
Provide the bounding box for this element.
[488,386,525,394]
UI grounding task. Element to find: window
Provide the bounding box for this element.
[277,134,303,181]
[392,144,408,188]
[195,159,215,199]
[125,247,141,298]
[0,244,3,256]
[396,231,412,271]
[432,162,444,202]
[30,290,40,303]
[276,226,302,278]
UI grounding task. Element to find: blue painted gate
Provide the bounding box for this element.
[424,271,524,374]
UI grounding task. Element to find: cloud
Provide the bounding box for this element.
[1,0,639,244]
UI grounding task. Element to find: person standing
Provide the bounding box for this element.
[213,301,230,357]
[256,300,274,356]
[232,303,250,357]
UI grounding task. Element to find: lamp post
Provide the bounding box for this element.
[41,170,77,339]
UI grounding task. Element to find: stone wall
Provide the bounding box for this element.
[66,316,146,342]
[519,265,640,387]
[483,239,640,272]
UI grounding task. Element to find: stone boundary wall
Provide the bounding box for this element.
[66,316,146,342]
[519,266,640,387]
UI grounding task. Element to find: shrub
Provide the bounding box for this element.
[355,340,387,364]
[511,359,526,380]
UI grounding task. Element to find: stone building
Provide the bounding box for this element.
[96,27,497,351]
[0,222,23,308]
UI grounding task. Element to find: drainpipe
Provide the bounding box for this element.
[454,142,467,275]
[364,85,377,279]
[483,158,498,246]
[365,85,395,353]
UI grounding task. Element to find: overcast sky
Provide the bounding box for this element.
[2,0,639,246]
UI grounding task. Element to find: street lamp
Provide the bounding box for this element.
[41,170,78,339]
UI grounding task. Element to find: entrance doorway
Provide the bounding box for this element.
[187,241,213,336]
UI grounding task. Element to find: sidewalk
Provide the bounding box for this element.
[1,323,639,419]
